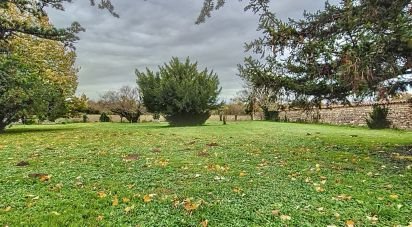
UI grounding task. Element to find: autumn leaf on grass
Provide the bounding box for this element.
[4,206,11,212]
[124,205,135,213]
[156,159,169,167]
[97,191,107,198]
[315,186,324,192]
[28,173,51,182]
[389,194,399,199]
[366,215,378,224]
[280,214,291,221]
[239,171,247,177]
[233,187,242,193]
[112,195,119,206]
[122,197,130,203]
[345,220,355,227]
[143,194,156,203]
[334,194,352,201]
[96,215,104,221]
[200,220,208,227]
[271,210,280,216]
[183,198,201,213]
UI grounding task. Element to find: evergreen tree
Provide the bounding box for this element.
[136,57,221,126]
[238,0,412,107]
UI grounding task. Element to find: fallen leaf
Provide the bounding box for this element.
[97,191,107,198]
[315,186,324,192]
[239,171,247,177]
[280,214,291,221]
[271,210,280,216]
[96,215,104,221]
[122,197,130,203]
[183,199,201,213]
[200,219,208,227]
[366,215,378,224]
[124,205,135,213]
[389,194,399,199]
[4,206,11,212]
[112,195,119,206]
[39,174,51,182]
[28,173,50,182]
[345,220,355,227]
[335,194,352,201]
[51,211,60,216]
[143,194,155,203]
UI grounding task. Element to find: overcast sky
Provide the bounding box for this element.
[47,0,339,100]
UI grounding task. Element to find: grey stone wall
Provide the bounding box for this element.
[278,101,412,130]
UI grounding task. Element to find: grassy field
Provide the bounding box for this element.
[0,121,411,226]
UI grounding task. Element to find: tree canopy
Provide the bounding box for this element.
[0,7,78,132]
[136,57,221,126]
[239,0,412,108]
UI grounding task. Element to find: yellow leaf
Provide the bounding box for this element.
[200,219,208,227]
[97,191,107,198]
[143,194,153,203]
[51,211,60,216]
[4,206,11,212]
[280,214,291,221]
[345,220,355,227]
[389,194,399,199]
[122,197,130,203]
[315,186,324,192]
[366,215,378,223]
[271,210,280,216]
[96,215,104,221]
[183,199,200,213]
[112,195,119,206]
[233,187,241,193]
[39,174,51,182]
[239,171,247,177]
[124,205,135,213]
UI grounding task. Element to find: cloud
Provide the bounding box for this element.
[47,0,339,100]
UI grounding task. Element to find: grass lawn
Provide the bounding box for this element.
[0,121,411,226]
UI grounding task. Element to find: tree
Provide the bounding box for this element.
[67,94,89,118]
[0,0,117,49]
[0,8,77,132]
[99,86,143,123]
[224,100,245,121]
[239,0,412,108]
[136,57,221,126]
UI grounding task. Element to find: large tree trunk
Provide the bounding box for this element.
[0,122,8,133]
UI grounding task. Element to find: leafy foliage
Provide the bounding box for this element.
[239,0,412,108]
[136,57,221,126]
[99,86,143,123]
[366,105,391,129]
[0,0,117,49]
[99,112,111,122]
[0,6,78,131]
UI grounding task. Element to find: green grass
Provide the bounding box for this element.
[0,121,411,226]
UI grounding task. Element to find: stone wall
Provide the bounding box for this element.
[278,101,412,130]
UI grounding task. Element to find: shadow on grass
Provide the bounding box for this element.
[2,126,79,135]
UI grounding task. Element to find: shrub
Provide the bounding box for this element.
[366,105,391,129]
[99,112,111,122]
[82,114,88,123]
[136,57,221,126]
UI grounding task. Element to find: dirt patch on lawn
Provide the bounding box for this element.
[373,145,412,169]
